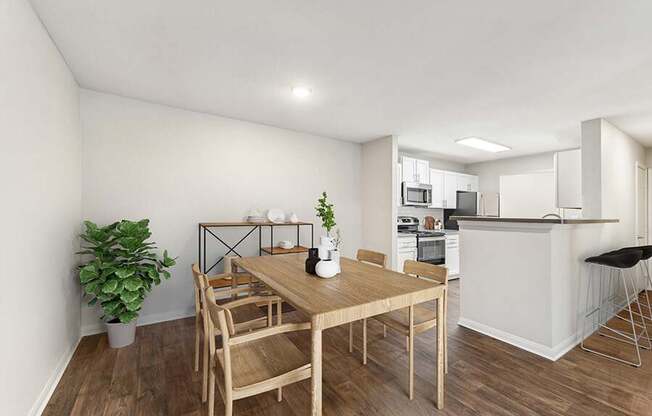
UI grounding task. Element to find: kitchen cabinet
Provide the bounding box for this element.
[429,169,444,208]
[555,149,582,209]
[445,234,460,276]
[416,159,430,184]
[401,156,429,184]
[443,172,458,209]
[397,163,403,206]
[456,174,478,192]
[397,236,417,273]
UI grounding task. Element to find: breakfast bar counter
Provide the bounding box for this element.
[451,216,619,361]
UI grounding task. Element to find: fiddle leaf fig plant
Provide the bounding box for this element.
[315,191,336,235]
[78,219,176,324]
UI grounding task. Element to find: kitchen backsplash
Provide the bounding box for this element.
[398,206,444,229]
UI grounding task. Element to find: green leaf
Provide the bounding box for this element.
[84,281,100,295]
[119,311,138,323]
[115,268,135,279]
[124,277,143,291]
[120,290,140,303]
[101,279,118,294]
[162,270,171,279]
[88,297,98,306]
[79,264,98,284]
[162,250,176,267]
[125,298,143,311]
[102,300,120,314]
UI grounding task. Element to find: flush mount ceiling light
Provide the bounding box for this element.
[456,137,511,153]
[291,86,312,98]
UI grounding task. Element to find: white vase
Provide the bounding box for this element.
[106,319,136,348]
[318,235,335,259]
[315,259,338,278]
[289,213,299,223]
[329,249,341,273]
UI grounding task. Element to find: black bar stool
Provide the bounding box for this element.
[605,246,652,326]
[581,249,651,367]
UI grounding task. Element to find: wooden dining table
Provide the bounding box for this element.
[232,253,446,415]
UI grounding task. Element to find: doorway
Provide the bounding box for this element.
[635,163,648,245]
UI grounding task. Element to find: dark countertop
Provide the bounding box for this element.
[450,216,619,224]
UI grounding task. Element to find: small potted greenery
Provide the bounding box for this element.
[315,192,341,277]
[78,219,176,348]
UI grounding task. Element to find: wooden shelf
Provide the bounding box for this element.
[200,221,313,227]
[261,246,310,255]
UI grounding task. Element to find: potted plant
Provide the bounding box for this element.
[315,191,336,254]
[78,219,176,348]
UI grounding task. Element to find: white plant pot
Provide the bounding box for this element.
[106,319,136,348]
[329,249,341,273]
[318,236,335,259]
[315,259,338,278]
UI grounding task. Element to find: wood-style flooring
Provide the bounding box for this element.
[44,281,652,415]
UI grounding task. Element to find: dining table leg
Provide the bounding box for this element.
[436,295,445,409]
[311,326,322,416]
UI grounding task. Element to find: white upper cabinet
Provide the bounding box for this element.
[456,174,479,192]
[397,163,403,206]
[401,156,430,184]
[416,159,430,184]
[443,172,458,209]
[555,149,582,209]
[430,169,444,208]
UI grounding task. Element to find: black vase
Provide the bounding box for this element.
[305,248,320,275]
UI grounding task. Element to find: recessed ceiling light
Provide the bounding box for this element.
[291,86,312,98]
[456,137,510,153]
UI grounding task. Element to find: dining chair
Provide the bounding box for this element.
[349,249,387,364]
[363,260,448,400]
[191,264,279,403]
[204,286,312,416]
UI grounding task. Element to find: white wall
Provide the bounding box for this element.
[361,136,398,269]
[596,119,645,247]
[0,1,82,414]
[466,152,555,194]
[80,90,362,332]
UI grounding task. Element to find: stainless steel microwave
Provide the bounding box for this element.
[402,182,432,206]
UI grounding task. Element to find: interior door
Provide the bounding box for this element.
[636,164,648,245]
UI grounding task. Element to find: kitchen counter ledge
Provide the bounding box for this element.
[450,216,618,224]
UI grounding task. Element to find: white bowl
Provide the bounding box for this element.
[279,240,294,249]
[267,208,285,223]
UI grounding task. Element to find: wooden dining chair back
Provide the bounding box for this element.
[348,249,387,362]
[204,287,312,416]
[364,260,448,400]
[403,259,448,285]
[356,249,387,268]
[191,263,272,404]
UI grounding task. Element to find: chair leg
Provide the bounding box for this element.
[202,330,209,402]
[405,336,409,351]
[383,324,387,338]
[277,387,283,402]
[349,322,354,353]
[408,305,414,400]
[444,290,449,374]
[194,315,200,372]
[363,318,367,365]
[208,367,215,416]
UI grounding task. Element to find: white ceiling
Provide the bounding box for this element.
[31,0,652,163]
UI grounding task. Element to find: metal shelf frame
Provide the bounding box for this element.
[198,222,314,274]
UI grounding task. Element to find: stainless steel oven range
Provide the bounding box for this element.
[397,216,445,265]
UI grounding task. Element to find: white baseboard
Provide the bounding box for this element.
[458,318,580,361]
[29,336,81,416]
[81,308,195,336]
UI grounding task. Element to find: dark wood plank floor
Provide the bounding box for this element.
[44,281,652,415]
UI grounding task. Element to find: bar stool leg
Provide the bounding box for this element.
[582,267,645,367]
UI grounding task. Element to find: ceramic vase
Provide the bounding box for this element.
[329,249,341,273]
[305,248,320,275]
[318,235,335,260]
[316,259,338,278]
